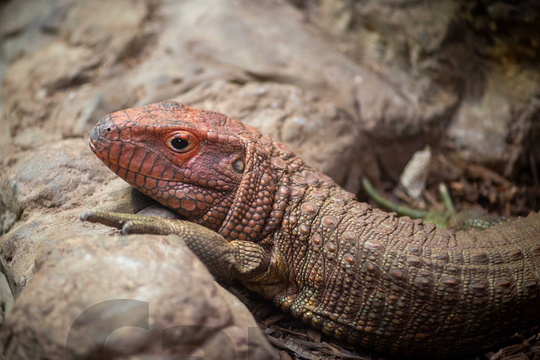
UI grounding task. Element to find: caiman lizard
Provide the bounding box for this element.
[81,101,540,359]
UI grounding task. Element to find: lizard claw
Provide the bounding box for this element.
[121,221,137,235]
[80,210,97,222]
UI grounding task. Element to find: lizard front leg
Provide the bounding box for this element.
[80,210,273,283]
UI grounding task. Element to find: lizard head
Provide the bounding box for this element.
[89,101,286,241]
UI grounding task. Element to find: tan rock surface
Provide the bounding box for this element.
[3,234,275,359]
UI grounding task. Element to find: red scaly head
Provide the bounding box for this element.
[89,101,288,241]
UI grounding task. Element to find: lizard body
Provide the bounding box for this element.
[83,101,540,358]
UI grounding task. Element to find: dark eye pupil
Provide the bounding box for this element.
[171,138,190,150]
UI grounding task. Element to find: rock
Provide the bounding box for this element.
[295,0,540,174]
[0,139,152,292]
[448,67,540,174]
[61,0,148,52]
[2,41,102,148]
[1,234,277,360]
[0,272,13,324]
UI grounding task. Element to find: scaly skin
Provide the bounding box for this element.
[83,101,540,359]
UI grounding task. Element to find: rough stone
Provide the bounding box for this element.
[1,234,277,360]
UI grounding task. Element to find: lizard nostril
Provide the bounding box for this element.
[95,114,117,137]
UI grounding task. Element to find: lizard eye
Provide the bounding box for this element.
[166,132,196,152]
